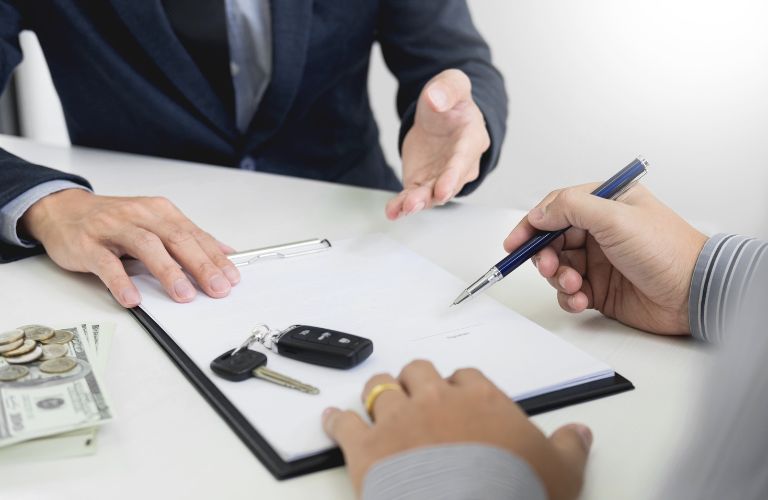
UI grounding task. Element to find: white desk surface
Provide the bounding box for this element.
[0,135,710,500]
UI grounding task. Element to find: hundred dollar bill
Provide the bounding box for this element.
[0,325,113,449]
[0,323,115,463]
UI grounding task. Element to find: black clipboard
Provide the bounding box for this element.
[129,306,634,480]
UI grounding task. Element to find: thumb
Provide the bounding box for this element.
[424,69,472,113]
[528,186,625,236]
[322,407,369,450]
[548,423,592,499]
[322,407,370,495]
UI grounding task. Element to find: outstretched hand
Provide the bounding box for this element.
[387,69,490,220]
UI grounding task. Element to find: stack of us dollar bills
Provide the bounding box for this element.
[0,323,114,463]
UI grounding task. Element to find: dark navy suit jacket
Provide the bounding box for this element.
[0,0,507,262]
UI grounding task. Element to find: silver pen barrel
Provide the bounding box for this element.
[452,267,502,306]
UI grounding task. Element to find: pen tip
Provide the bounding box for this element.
[451,291,470,308]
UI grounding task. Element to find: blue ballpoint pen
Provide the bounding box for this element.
[451,156,649,307]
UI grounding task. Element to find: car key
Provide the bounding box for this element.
[250,325,374,369]
[210,348,319,395]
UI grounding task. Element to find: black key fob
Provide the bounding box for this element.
[273,325,373,369]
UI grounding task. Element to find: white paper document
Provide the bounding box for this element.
[133,235,613,461]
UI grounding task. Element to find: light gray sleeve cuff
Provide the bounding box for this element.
[362,443,547,500]
[0,180,91,247]
[689,234,768,343]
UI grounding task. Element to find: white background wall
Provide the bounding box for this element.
[14,0,768,238]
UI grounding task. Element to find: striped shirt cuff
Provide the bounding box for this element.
[362,444,547,500]
[689,234,768,343]
[0,180,91,247]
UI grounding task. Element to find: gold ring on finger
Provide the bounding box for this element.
[364,383,403,419]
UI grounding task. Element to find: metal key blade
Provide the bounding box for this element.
[253,367,320,395]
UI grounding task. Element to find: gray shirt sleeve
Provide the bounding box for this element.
[362,444,546,500]
[660,234,768,499]
[688,233,768,343]
[0,180,89,247]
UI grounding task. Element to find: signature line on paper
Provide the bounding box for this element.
[411,323,483,342]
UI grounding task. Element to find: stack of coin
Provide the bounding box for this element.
[0,325,77,382]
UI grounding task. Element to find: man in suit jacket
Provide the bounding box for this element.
[0,1,506,307]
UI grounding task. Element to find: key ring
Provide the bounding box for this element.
[230,324,272,357]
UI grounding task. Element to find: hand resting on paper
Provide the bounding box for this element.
[504,184,708,335]
[322,360,592,500]
[20,189,240,307]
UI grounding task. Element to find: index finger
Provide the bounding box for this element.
[503,188,563,253]
[504,182,602,253]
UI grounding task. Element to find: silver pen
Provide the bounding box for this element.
[227,238,331,267]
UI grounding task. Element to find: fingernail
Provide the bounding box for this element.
[223,266,240,285]
[574,424,593,450]
[407,201,426,215]
[529,207,545,222]
[322,407,336,419]
[120,288,141,307]
[558,274,568,289]
[428,85,449,111]
[210,274,230,294]
[219,243,237,254]
[568,295,578,309]
[531,256,539,269]
[173,278,196,300]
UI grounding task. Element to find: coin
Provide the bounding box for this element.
[39,357,77,374]
[0,365,29,382]
[41,330,75,345]
[19,325,55,342]
[5,345,43,364]
[0,338,24,354]
[41,343,68,360]
[2,339,37,357]
[0,329,24,345]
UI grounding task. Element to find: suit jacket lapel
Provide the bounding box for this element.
[110,0,235,138]
[247,0,314,146]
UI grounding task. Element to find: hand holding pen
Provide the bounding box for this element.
[453,158,649,306]
[459,158,709,335]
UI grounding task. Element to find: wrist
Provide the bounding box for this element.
[20,189,92,242]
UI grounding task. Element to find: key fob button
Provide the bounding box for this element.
[290,330,319,342]
[334,337,359,347]
[316,331,333,343]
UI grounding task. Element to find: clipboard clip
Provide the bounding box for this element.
[227,238,332,267]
